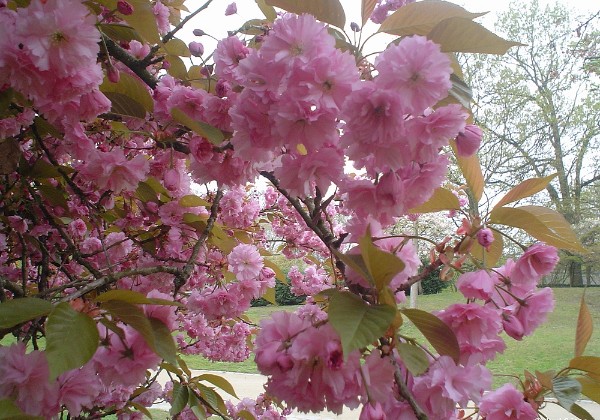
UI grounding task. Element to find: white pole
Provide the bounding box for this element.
[409,219,419,308]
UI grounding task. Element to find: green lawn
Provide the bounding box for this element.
[184,288,600,387]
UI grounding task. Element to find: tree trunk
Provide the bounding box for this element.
[569,260,584,287]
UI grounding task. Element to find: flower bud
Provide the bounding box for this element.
[225,2,237,16]
[350,22,360,32]
[455,124,483,157]
[477,227,494,251]
[117,0,134,15]
[192,28,205,37]
[107,65,120,83]
[189,41,204,57]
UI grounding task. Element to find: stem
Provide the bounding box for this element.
[392,360,428,420]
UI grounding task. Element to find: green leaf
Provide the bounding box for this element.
[27,159,61,179]
[0,139,20,175]
[428,17,523,54]
[396,342,429,376]
[328,290,396,357]
[179,195,210,208]
[136,182,159,203]
[262,287,277,305]
[0,399,42,419]
[102,300,155,351]
[96,290,182,306]
[101,73,154,118]
[489,206,587,253]
[359,233,405,293]
[255,0,277,21]
[170,108,225,145]
[361,0,377,25]
[197,383,227,415]
[575,294,593,357]
[121,0,161,44]
[401,308,460,363]
[149,317,177,365]
[165,55,189,80]
[99,23,142,42]
[162,38,190,57]
[379,0,485,36]
[569,356,600,377]
[170,383,189,416]
[552,376,582,411]
[239,19,270,35]
[187,391,207,419]
[46,303,99,379]
[37,184,68,209]
[570,403,595,420]
[408,187,460,213]
[0,298,53,329]
[332,248,373,286]
[194,373,238,398]
[494,174,557,209]
[129,401,154,418]
[263,259,288,284]
[266,0,345,28]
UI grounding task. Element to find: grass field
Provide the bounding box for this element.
[185,288,600,386]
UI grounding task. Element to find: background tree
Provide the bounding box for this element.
[463,0,600,286]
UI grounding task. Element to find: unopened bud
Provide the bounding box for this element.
[189,41,204,57]
[193,28,206,37]
[350,22,360,32]
[117,0,134,15]
[107,65,120,83]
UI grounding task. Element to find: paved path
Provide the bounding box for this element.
[155,370,600,419]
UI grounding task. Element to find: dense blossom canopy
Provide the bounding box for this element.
[0,0,594,419]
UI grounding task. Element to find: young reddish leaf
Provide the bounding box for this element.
[194,373,239,398]
[454,150,484,202]
[396,342,429,376]
[493,174,557,209]
[401,308,460,363]
[470,229,504,268]
[359,233,405,292]
[328,290,396,358]
[428,17,523,54]
[0,139,20,175]
[379,0,485,36]
[46,303,99,379]
[489,206,587,253]
[569,356,600,378]
[552,376,582,411]
[575,294,593,357]
[408,187,460,214]
[266,0,346,28]
[0,297,53,329]
[361,0,377,25]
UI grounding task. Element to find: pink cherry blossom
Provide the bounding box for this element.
[479,383,538,419]
[477,227,495,250]
[457,270,495,301]
[375,35,452,113]
[512,243,559,291]
[228,243,264,281]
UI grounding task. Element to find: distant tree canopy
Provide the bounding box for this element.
[463,0,600,286]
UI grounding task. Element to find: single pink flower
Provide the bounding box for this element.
[228,243,264,281]
[479,383,538,420]
[477,227,495,250]
[456,270,495,301]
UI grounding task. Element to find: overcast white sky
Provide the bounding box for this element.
[182,0,599,51]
